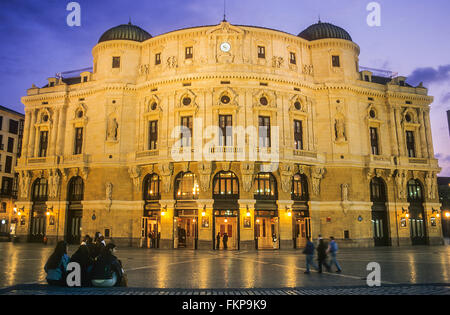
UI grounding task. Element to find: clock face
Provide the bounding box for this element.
[220,42,231,52]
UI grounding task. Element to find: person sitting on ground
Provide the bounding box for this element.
[44,240,70,286]
[70,235,95,286]
[91,243,125,287]
[92,234,106,259]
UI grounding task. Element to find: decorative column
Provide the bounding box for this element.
[389,106,399,156]
[49,107,60,157]
[424,109,435,158]
[33,123,40,157]
[394,107,405,156]
[21,109,32,158]
[28,109,37,157]
[418,108,429,158]
[56,106,66,156]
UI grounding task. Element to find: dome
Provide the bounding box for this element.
[98,22,152,43]
[298,22,352,42]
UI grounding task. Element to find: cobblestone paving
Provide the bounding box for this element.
[1,243,449,294]
[1,284,449,295]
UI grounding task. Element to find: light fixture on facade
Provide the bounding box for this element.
[202,205,206,217]
[286,206,292,217]
[432,208,440,218]
[402,208,409,218]
[445,211,450,218]
[46,206,54,217]
[161,205,167,216]
[246,205,251,217]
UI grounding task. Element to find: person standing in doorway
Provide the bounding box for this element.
[303,237,318,274]
[327,236,342,273]
[222,233,228,250]
[216,232,221,250]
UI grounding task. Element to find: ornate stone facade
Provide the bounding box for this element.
[13,20,443,248]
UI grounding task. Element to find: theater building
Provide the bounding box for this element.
[14,20,443,248]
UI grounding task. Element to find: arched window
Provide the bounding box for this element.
[254,173,277,200]
[143,174,161,200]
[32,178,48,202]
[370,177,387,202]
[292,174,308,201]
[175,172,199,200]
[213,171,239,199]
[407,179,423,202]
[68,177,84,201]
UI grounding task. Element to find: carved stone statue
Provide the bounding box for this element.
[280,163,294,193]
[312,167,325,196]
[395,170,407,199]
[198,161,212,192]
[128,166,141,189]
[341,183,350,214]
[19,171,31,198]
[335,115,346,142]
[240,162,255,192]
[272,56,284,68]
[49,169,61,198]
[106,182,113,200]
[159,163,174,193]
[167,56,178,69]
[425,172,436,200]
[107,117,118,141]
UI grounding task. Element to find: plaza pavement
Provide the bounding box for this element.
[0,243,449,295]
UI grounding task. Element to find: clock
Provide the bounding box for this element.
[220,42,231,52]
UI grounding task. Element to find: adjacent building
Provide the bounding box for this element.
[0,105,24,236]
[14,20,443,248]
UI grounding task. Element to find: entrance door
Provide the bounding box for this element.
[294,217,311,249]
[371,206,389,246]
[30,210,46,243]
[177,217,198,249]
[255,217,278,249]
[215,217,237,250]
[147,218,160,248]
[67,210,82,245]
[410,203,427,245]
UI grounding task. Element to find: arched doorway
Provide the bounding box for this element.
[370,177,390,246]
[29,178,48,243]
[66,176,84,245]
[174,172,199,249]
[292,173,311,249]
[407,179,427,245]
[254,173,279,250]
[142,174,161,249]
[212,171,240,250]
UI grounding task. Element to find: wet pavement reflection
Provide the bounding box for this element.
[0,243,449,289]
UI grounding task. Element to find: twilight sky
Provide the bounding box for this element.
[0,0,449,175]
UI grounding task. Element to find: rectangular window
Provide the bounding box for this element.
[406,131,416,158]
[181,116,193,147]
[219,115,233,146]
[0,135,3,150]
[332,55,340,67]
[1,177,13,195]
[258,46,266,59]
[112,56,121,68]
[148,120,158,150]
[5,156,12,174]
[294,120,303,150]
[290,52,297,65]
[155,53,161,65]
[185,47,193,59]
[0,116,3,130]
[370,127,379,155]
[9,119,18,134]
[39,130,48,157]
[258,116,271,148]
[7,137,14,153]
[74,127,83,155]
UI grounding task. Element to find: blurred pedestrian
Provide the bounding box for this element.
[303,237,318,274]
[70,235,95,286]
[222,233,228,250]
[316,238,331,273]
[327,236,342,273]
[216,232,221,250]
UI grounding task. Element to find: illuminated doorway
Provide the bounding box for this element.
[254,211,279,250]
[214,212,239,250]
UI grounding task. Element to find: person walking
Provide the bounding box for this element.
[216,232,221,250]
[327,236,342,273]
[303,237,318,274]
[91,243,126,287]
[316,238,331,273]
[44,241,70,286]
[222,233,228,250]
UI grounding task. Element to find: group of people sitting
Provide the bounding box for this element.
[44,233,126,287]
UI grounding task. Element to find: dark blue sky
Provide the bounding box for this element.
[0,0,449,174]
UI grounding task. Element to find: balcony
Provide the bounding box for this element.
[136,150,159,159]
[293,150,317,159]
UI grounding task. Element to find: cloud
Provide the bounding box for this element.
[407,64,450,86]
[441,92,450,104]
